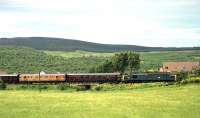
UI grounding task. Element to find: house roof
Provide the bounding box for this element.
[161,61,200,72]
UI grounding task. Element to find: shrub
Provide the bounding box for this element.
[18,85,28,90]
[57,83,67,90]
[94,86,103,91]
[176,71,189,82]
[76,85,91,91]
[40,85,48,90]
[194,68,200,76]
[0,79,6,90]
[180,77,200,84]
[17,85,48,90]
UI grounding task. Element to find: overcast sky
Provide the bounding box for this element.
[0,0,200,47]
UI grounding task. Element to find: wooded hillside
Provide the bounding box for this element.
[0,37,199,52]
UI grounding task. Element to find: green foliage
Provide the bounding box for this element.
[127,52,140,74]
[0,46,200,74]
[76,85,91,91]
[0,79,6,90]
[112,52,128,73]
[0,46,107,73]
[89,60,114,73]
[57,83,70,91]
[94,86,103,91]
[46,50,200,72]
[176,71,189,82]
[91,52,140,74]
[194,68,200,76]
[17,85,48,90]
[180,77,200,84]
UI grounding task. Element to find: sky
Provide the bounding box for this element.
[0,0,200,47]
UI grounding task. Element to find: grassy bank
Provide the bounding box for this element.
[0,84,200,118]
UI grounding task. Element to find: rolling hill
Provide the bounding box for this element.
[0,37,199,52]
[0,46,199,73]
[0,46,107,74]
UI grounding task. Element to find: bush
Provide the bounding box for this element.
[176,71,189,82]
[17,85,48,90]
[57,83,69,91]
[180,77,200,84]
[76,85,91,91]
[18,85,28,89]
[0,79,6,90]
[94,86,103,91]
[40,85,48,90]
[194,68,200,76]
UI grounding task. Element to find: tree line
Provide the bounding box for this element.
[90,51,140,74]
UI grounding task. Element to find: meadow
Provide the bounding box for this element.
[44,50,113,58]
[0,84,200,118]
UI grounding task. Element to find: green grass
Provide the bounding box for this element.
[0,84,200,118]
[44,50,113,58]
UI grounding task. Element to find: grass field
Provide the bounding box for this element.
[44,50,113,58]
[0,84,200,118]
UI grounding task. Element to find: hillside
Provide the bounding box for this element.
[0,37,199,52]
[0,46,200,73]
[44,50,200,71]
[0,46,107,74]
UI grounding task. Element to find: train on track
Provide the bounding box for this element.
[0,72,176,84]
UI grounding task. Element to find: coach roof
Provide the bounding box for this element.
[0,74,18,76]
[67,73,120,75]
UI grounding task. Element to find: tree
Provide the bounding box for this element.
[102,60,114,72]
[127,52,140,75]
[89,60,113,73]
[90,51,140,74]
[111,53,128,73]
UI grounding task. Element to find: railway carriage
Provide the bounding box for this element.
[66,73,121,83]
[19,74,65,83]
[0,74,19,83]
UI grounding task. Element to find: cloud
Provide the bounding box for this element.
[0,0,199,47]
